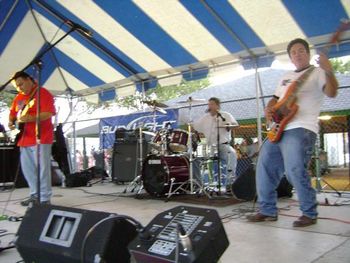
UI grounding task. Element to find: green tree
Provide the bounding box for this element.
[146,78,210,102]
[116,78,210,109]
[330,58,350,74]
[0,90,15,113]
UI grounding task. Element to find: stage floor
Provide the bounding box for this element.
[0,181,349,263]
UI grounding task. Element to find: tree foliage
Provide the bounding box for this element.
[116,78,210,109]
[330,58,350,74]
[145,78,210,102]
[0,90,16,113]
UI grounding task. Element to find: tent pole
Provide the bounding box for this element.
[255,63,263,147]
[83,137,88,170]
[72,121,77,172]
[0,0,19,32]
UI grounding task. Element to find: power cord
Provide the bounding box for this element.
[0,229,16,253]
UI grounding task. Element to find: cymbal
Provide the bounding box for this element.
[142,100,168,108]
[218,124,239,128]
[142,131,156,136]
[155,106,167,114]
[177,97,206,104]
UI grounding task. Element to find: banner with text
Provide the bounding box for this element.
[99,109,179,149]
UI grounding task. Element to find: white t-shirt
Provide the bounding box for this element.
[193,111,238,145]
[274,66,326,134]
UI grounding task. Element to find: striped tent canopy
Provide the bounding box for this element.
[1,0,350,103]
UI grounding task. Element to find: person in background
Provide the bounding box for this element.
[192,97,238,194]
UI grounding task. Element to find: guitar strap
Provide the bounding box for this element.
[293,65,316,95]
[19,85,38,113]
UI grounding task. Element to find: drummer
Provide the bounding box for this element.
[192,97,238,193]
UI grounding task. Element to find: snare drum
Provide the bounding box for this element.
[142,154,189,196]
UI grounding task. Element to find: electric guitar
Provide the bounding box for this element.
[267,20,350,143]
[14,89,37,145]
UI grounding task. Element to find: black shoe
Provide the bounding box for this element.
[293,216,317,227]
[20,196,37,207]
[246,213,278,222]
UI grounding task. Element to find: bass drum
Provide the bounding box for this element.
[142,155,189,196]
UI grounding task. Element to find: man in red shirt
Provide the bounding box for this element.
[8,71,56,206]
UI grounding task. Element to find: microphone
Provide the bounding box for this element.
[217,111,226,121]
[205,108,210,113]
[65,20,93,37]
[177,223,192,252]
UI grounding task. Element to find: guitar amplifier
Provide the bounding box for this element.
[112,141,148,183]
[0,144,27,187]
[129,206,229,263]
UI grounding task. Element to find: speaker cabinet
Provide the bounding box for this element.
[112,141,148,183]
[0,145,27,187]
[232,164,256,201]
[15,205,137,263]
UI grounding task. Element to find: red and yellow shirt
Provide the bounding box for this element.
[10,87,56,147]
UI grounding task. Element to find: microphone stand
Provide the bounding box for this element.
[34,61,42,204]
[0,28,75,92]
[0,28,76,204]
[215,112,226,196]
[216,115,222,195]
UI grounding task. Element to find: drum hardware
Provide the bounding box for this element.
[177,97,206,104]
[123,124,146,195]
[166,97,210,200]
[142,131,156,137]
[142,100,168,109]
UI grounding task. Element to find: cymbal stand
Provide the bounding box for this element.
[166,98,210,200]
[152,106,157,132]
[123,125,145,195]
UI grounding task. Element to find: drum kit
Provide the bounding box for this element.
[123,97,236,200]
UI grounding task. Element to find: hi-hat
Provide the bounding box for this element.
[142,100,168,108]
[154,106,167,114]
[142,131,156,136]
[177,97,206,104]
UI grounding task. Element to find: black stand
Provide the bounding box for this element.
[341,115,350,193]
[314,132,341,202]
[34,61,42,203]
[216,116,222,195]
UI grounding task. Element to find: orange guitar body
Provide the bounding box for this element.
[267,81,299,142]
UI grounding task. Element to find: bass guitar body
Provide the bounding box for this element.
[14,122,25,145]
[267,81,298,143]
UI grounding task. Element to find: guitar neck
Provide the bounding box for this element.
[320,19,350,56]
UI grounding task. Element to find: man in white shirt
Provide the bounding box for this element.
[247,38,338,227]
[193,97,238,193]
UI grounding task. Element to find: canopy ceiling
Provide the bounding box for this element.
[1,0,350,103]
